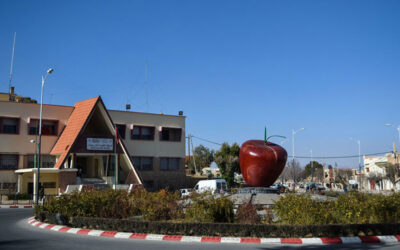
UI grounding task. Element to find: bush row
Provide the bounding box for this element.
[36,189,400,226]
[37,189,235,223]
[38,213,400,238]
[274,191,400,225]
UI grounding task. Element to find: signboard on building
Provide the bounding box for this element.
[349,179,357,185]
[87,138,113,151]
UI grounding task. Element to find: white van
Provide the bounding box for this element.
[193,179,227,194]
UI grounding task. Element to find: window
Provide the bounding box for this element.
[27,155,55,168]
[116,124,126,139]
[0,117,19,134]
[0,154,19,170]
[131,126,154,140]
[144,180,154,189]
[132,157,153,171]
[43,182,56,188]
[160,127,182,142]
[2,183,16,191]
[28,119,58,136]
[160,157,181,171]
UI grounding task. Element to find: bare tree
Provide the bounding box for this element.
[278,165,292,183]
[366,172,384,189]
[314,168,324,183]
[287,159,303,186]
[334,169,353,188]
[378,163,400,190]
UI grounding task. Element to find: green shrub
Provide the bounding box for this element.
[40,189,183,221]
[274,192,400,225]
[185,193,234,223]
[236,202,260,224]
[7,193,32,200]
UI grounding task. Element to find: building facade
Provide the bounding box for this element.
[364,153,400,191]
[0,96,186,196]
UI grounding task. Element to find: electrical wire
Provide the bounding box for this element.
[189,134,393,159]
[190,135,223,146]
[288,151,392,159]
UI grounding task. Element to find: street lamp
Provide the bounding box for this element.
[36,68,53,204]
[385,124,400,150]
[349,137,362,190]
[291,128,305,188]
[29,139,38,169]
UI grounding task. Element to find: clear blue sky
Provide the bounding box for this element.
[1,0,400,168]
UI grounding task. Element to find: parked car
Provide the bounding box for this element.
[193,179,227,194]
[306,183,325,191]
[179,188,192,197]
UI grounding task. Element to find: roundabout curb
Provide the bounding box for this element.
[1,205,33,208]
[27,217,400,245]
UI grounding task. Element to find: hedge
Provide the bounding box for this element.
[37,212,400,238]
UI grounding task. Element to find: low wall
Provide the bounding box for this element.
[36,212,400,238]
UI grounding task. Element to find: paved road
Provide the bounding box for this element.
[0,209,398,250]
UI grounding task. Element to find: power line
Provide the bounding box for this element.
[190,135,223,146]
[288,151,392,159]
[189,134,393,159]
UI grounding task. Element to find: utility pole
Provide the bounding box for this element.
[310,149,314,182]
[145,62,149,112]
[189,134,197,174]
[9,32,16,92]
[187,136,191,172]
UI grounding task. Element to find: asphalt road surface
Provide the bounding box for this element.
[0,209,399,250]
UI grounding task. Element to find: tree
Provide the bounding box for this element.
[334,169,353,188]
[287,159,303,184]
[193,145,214,171]
[278,165,292,183]
[377,163,400,190]
[214,143,240,187]
[302,161,324,182]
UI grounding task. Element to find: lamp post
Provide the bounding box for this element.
[385,124,400,150]
[292,128,305,189]
[310,149,314,182]
[349,137,362,190]
[29,139,38,169]
[36,68,53,204]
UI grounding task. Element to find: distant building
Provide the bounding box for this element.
[0,96,186,197]
[364,153,400,190]
[0,86,37,103]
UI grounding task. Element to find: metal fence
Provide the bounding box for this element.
[0,194,34,205]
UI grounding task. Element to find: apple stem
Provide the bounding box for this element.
[264,126,267,144]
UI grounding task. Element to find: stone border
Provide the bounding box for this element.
[1,205,33,208]
[27,217,400,245]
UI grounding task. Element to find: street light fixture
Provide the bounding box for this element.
[385,123,400,150]
[29,139,38,169]
[36,68,53,204]
[291,128,305,188]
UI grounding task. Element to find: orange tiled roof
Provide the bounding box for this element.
[50,97,99,168]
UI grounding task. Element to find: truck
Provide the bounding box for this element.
[193,179,227,194]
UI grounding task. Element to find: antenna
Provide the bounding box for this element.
[145,61,149,112]
[9,32,16,90]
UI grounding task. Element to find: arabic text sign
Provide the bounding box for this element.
[87,138,113,151]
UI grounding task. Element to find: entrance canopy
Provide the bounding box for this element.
[48,96,141,186]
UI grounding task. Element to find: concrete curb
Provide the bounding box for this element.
[1,205,33,208]
[27,217,400,245]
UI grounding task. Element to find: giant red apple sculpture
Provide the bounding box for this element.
[240,140,287,187]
